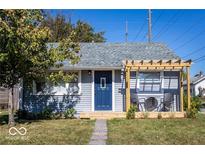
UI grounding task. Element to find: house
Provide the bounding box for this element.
[184,71,205,97]
[21,43,192,118]
[0,86,20,110]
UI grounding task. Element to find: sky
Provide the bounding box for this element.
[47,9,205,77]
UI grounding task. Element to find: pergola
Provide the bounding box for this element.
[123,59,192,112]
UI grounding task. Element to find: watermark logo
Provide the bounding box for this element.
[9,127,27,136]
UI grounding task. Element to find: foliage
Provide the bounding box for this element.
[73,20,105,42]
[16,108,52,120]
[64,108,77,119]
[186,108,198,119]
[126,105,137,119]
[0,10,80,125]
[40,107,54,119]
[184,95,202,118]
[42,13,106,42]
[184,95,202,111]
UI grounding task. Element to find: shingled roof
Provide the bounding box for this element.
[58,42,180,70]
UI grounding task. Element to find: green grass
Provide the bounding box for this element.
[0,111,95,144]
[107,114,205,145]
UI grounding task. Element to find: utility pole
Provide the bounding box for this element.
[148,9,152,43]
[125,20,128,42]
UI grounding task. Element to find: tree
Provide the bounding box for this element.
[0,10,80,126]
[42,13,106,42]
[73,20,105,42]
[41,14,73,42]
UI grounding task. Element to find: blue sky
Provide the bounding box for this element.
[48,9,205,77]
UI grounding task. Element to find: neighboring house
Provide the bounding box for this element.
[0,86,20,110]
[21,43,191,117]
[0,87,9,109]
[184,71,205,97]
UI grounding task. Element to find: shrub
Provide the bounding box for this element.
[126,105,137,119]
[16,109,28,119]
[16,109,38,120]
[41,107,54,119]
[184,95,202,118]
[64,108,76,119]
[184,95,202,111]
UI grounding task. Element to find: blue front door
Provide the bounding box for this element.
[95,71,112,111]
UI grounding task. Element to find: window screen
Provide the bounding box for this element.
[139,72,161,92]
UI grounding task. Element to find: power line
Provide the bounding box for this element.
[133,20,146,41]
[170,14,205,44]
[152,10,163,29]
[195,58,205,63]
[174,29,205,50]
[153,11,180,40]
[193,54,205,62]
[156,11,184,40]
[182,45,205,58]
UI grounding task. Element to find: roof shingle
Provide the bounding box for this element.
[56,42,180,69]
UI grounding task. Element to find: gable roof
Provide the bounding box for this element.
[191,75,205,85]
[53,42,180,70]
[183,74,205,86]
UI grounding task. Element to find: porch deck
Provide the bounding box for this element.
[80,111,185,119]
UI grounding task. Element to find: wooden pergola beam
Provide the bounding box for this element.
[123,59,192,68]
[123,59,192,112]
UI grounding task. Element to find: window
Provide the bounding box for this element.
[139,72,161,92]
[33,72,80,95]
[100,77,106,89]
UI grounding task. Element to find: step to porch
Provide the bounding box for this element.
[80,112,185,119]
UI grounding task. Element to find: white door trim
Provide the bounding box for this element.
[91,70,95,112]
[112,70,115,112]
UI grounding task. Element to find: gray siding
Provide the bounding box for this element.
[75,70,92,112]
[114,70,124,112]
[22,70,181,113]
[22,70,92,114]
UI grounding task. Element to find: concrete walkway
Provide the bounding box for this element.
[89,119,107,145]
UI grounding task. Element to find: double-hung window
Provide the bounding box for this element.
[33,72,80,95]
[139,72,161,92]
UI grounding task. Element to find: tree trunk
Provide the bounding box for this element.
[8,87,15,126]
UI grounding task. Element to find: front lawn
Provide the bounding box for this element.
[0,117,95,144]
[107,114,205,144]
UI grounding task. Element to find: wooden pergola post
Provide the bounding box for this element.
[180,70,184,112]
[186,66,191,110]
[123,59,192,113]
[125,67,131,112]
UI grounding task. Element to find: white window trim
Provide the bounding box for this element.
[32,71,81,95]
[78,70,82,95]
